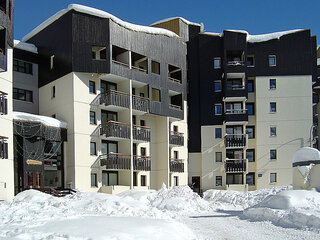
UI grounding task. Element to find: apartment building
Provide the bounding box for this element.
[187,29,316,192]
[20,4,189,194]
[0,0,14,200]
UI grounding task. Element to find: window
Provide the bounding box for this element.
[269,55,276,67]
[226,102,242,114]
[215,152,222,162]
[90,111,96,125]
[214,81,222,92]
[247,55,255,67]
[269,79,276,89]
[140,120,145,126]
[270,173,277,183]
[248,80,254,93]
[0,92,8,115]
[270,149,277,160]
[215,104,222,115]
[270,126,277,137]
[0,138,8,159]
[92,46,107,60]
[51,114,56,118]
[246,172,255,185]
[102,171,118,186]
[151,60,160,75]
[174,176,179,186]
[50,55,55,70]
[270,102,276,113]
[246,103,254,115]
[91,173,97,187]
[89,81,96,94]
[140,147,146,156]
[90,142,96,156]
[132,116,136,125]
[13,88,33,102]
[216,176,222,187]
[173,125,178,132]
[246,126,255,139]
[52,86,55,98]
[13,59,33,74]
[173,151,179,159]
[141,175,146,186]
[246,149,255,162]
[215,128,222,139]
[214,57,221,69]
[152,88,161,102]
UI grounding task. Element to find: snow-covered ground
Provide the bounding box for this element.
[0,185,319,239]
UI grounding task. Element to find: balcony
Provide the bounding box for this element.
[169,131,184,146]
[227,60,244,66]
[132,95,149,114]
[100,153,151,171]
[133,125,151,142]
[170,159,184,173]
[224,109,248,122]
[225,159,247,173]
[168,64,182,84]
[224,134,246,148]
[100,90,130,111]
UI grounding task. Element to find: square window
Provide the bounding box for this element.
[246,103,254,115]
[152,88,161,102]
[270,126,277,137]
[90,111,96,125]
[269,55,276,67]
[246,126,255,139]
[173,125,178,132]
[215,128,222,139]
[270,149,277,160]
[151,60,160,75]
[214,81,222,92]
[140,147,146,156]
[246,172,255,185]
[215,104,222,115]
[247,55,255,67]
[246,149,255,162]
[215,152,222,162]
[270,79,276,89]
[140,120,145,126]
[270,173,277,183]
[89,81,96,94]
[248,80,254,93]
[214,57,221,69]
[91,173,97,187]
[90,142,96,155]
[92,46,107,60]
[270,102,276,113]
[216,176,222,187]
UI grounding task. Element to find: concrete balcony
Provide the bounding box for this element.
[169,159,184,173]
[169,131,184,146]
[100,153,151,171]
[225,159,247,173]
[224,134,247,148]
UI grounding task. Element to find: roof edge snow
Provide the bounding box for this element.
[14,40,38,53]
[22,4,178,42]
[151,17,201,27]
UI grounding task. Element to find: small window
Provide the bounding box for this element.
[270,126,277,137]
[247,55,255,67]
[246,126,255,139]
[92,46,107,60]
[246,149,255,162]
[248,80,254,93]
[270,173,277,183]
[214,81,222,92]
[90,111,96,125]
[13,88,33,102]
[132,116,136,125]
[246,103,254,115]
[90,142,96,155]
[52,86,55,98]
[215,104,222,115]
[13,59,33,74]
[152,88,161,102]
[270,102,276,113]
[270,79,276,90]
[215,152,222,162]
[140,120,145,126]
[173,125,178,132]
[174,176,179,186]
[0,139,8,159]
[89,81,96,94]
[151,60,160,75]
[0,92,8,115]
[173,151,179,159]
[215,128,222,139]
[216,176,222,187]
[141,175,146,186]
[50,55,55,70]
[214,57,221,69]
[270,149,277,160]
[246,172,255,185]
[269,55,276,67]
[91,173,97,187]
[140,147,146,156]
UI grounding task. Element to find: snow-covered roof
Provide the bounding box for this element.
[293,147,320,165]
[22,4,179,42]
[151,17,201,27]
[203,29,305,43]
[13,40,38,54]
[13,112,67,129]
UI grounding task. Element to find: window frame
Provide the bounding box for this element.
[270,102,277,113]
[270,126,277,137]
[246,149,255,162]
[246,126,255,139]
[270,173,277,184]
[90,142,97,156]
[215,104,222,115]
[216,176,222,187]
[269,55,276,67]
[246,172,255,185]
[215,128,222,139]
[152,88,161,102]
[247,55,255,67]
[248,80,254,93]
[13,59,33,75]
[13,88,33,102]
[215,152,222,162]
[151,60,160,75]
[90,111,96,125]
[214,80,222,92]
[270,149,277,160]
[89,81,96,94]
[214,57,221,69]
[269,79,276,90]
[246,103,255,115]
[91,173,98,187]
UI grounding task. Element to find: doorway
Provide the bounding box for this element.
[26,171,42,189]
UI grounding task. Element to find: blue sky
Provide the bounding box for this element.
[15,0,320,44]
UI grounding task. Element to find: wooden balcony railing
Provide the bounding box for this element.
[170,159,184,173]
[132,95,149,113]
[225,159,247,173]
[224,134,246,148]
[169,131,184,146]
[100,90,130,108]
[100,153,151,171]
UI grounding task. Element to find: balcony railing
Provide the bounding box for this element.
[226,85,245,90]
[169,131,184,146]
[168,77,182,84]
[224,134,246,148]
[225,109,247,114]
[169,104,182,111]
[100,121,130,140]
[133,125,151,142]
[100,153,151,171]
[131,65,147,73]
[227,60,244,66]
[112,59,129,68]
[132,95,149,113]
[100,90,130,108]
[225,159,247,173]
[170,159,184,173]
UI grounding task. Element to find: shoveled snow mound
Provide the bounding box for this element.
[243,190,320,230]
[13,111,67,128]
[293,147,320,164]
[203,186,290,210]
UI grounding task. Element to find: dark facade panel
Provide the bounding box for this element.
[13,48,39,64]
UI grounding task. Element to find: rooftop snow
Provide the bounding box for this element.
[203,29,305,43]
[293,147,320,164]
[13,40,38,54]
[13,112,67,129]
[22,4,178,42]
[151,17,201,27]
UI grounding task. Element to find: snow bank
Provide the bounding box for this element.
[243,190,320,230]
[14,40,38,53]
[23,4,178,42]
[152,17,201,27]
[13,111,67,129]
[293,147,320,165]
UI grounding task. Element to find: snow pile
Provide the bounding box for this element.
[13,111,67,128]
[23,4,178,42]
[243,190,320,230]
[293,147,320,165]
[14,40,38,53]
[203,186,289,210]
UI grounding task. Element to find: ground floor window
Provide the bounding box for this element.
[216,176,222,186]
[102,171,118,186]
[141,175,146,186]
[270,173,277,183]
[44,170,62,188]
[173,176,179,186]
[91,173,97,187]
[246,172,255,185]
[226,173,243,185]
